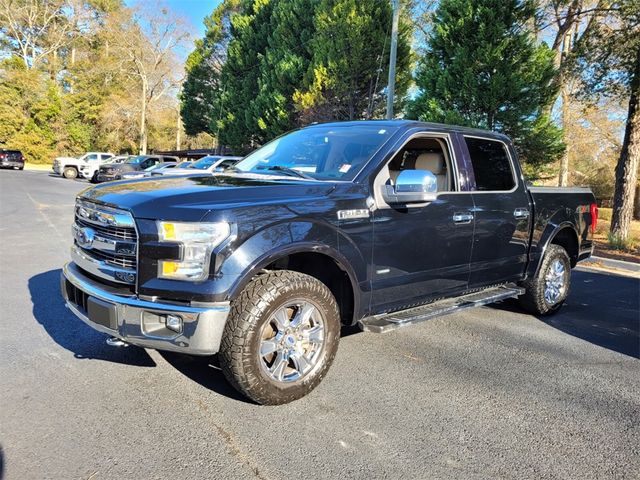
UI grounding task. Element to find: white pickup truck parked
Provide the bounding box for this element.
[52,152,114,179]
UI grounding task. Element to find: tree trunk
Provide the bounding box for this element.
[139,79,148,154]
[634,183,640,220]
[176,111,182,150]
[610,48,640,239]
[558,84,571,186]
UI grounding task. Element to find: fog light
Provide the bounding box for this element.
[165,314,183,334]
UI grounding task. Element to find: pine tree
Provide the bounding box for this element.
[180,0,238,137]
[294,0,412,122]
[217,0,276,153]
[407,0,563,179]
[249,0,317,140]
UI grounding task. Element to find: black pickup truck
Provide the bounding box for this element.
[61,120,597,404]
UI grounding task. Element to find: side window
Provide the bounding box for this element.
[85,154,98,162]
[143,158,158,168]
[465,137,515,191]
[386,136,453,192]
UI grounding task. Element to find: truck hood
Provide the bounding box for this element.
[79,174,336,221]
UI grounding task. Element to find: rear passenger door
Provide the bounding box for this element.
[463,135,532,287]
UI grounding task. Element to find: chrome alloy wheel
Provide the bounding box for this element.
[544,258,566,305]
[259,300,325,383]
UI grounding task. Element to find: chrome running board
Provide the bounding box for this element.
[358,285,525,333]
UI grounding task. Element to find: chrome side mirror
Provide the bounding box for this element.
[382,169,438,204]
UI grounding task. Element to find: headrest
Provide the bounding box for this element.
[415,153,445,174]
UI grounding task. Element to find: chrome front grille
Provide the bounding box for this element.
[81,246,137,269]
[72,200,138,285]
[76,217,136,240]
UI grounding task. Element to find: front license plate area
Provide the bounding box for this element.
[87,297,118,330]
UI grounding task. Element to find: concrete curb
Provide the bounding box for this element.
[24,164,53,171]
[589,255,640,272]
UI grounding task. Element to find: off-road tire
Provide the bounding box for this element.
[63,166,78,179]
[519,244,571,316]
[219,270,340,405]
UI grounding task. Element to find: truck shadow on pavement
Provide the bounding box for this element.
[494,269,639,359]
[158,352,254,403]
[28,269,156,366]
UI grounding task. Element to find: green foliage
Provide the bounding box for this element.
[217,0,277,152]
[607,231,636,251]
[249,0,317,140]
[188,0,413,153]
[0,1,188,162]
[407,0,564,179]
[181,0,239,137]
[295,0,412,122]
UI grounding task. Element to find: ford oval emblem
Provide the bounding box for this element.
[74,225,95,249]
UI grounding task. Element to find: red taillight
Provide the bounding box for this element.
[590,203,598,234]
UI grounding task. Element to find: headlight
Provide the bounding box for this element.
[157,221,230,281]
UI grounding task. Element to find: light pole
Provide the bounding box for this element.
[386,0,400,119]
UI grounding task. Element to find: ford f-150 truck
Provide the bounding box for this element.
[61,120,597,404]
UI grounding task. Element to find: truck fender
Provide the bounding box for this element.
[528,219,580,278]
[219,220,365,305]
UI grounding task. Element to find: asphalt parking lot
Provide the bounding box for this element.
[1,169,639,480]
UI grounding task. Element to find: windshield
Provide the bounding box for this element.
[233,125,397,180]
[189,156,221,170]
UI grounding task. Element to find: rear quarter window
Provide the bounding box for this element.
[465,137,515,191]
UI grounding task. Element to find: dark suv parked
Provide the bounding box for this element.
[97,155,179,182]
[0,149,24,170]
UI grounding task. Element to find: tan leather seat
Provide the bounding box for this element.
[415,153,448,191]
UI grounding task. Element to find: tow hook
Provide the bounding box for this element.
[106,336,129,347]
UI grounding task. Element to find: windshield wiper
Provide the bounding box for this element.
[264,165,315,180]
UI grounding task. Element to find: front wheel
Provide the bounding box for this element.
[63,166,78,179]
[219,271,340,405]
[519,244,571,316]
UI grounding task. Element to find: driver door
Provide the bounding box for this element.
[370,133,474,313]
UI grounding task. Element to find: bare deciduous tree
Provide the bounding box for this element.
[0,0,94,69]
[109,3,189,154]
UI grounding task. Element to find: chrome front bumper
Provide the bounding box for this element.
[61,262,230,355]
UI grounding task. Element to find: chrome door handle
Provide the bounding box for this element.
[514,208,530,219]
[453,212,474,224]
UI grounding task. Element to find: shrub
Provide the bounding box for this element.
[607,232,636,251]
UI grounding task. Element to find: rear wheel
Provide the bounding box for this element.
[63,166,78,179]
[519,244,571,315]
[219,270,340,405]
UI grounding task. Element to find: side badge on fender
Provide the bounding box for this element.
[337,209,370,220]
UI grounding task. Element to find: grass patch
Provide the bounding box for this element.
[607,232,637,252]
[598,207,612,222]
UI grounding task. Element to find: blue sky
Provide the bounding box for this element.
[126,0,222,38]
